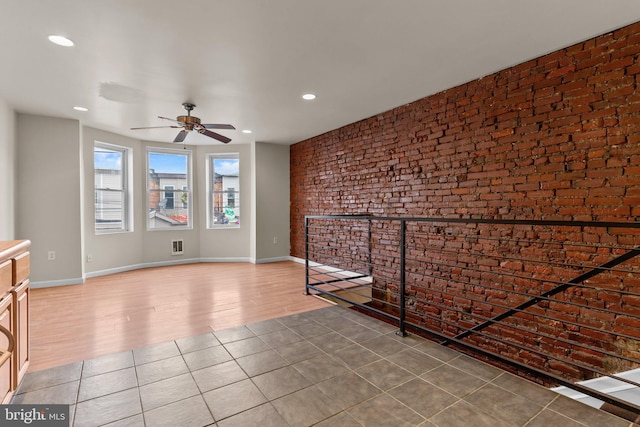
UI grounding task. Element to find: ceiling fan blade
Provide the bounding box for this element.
[202,124,236,130]
[198,128,231,143]
[158,116,185,126]
[173,130,188,143]
[130,125,181,130]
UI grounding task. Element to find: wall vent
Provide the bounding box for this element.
[171,239,184,255]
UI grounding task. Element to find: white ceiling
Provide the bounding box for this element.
[2,1,640,146]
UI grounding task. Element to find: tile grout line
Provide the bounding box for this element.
[71,361,83,427]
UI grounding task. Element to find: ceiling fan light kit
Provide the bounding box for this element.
[131,102,235,144]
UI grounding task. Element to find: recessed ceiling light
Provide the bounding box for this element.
[242,129,252,134]
[48,35,74,47]
[73,106,88,112]
[302,93,316,100]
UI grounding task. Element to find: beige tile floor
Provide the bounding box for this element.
[12,306,633,427]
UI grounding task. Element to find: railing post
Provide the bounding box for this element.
[397,219,407,337]
[304,216,310,295]
[367,217,372,277]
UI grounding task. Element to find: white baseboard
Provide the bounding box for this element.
[254,256,291,264]
[30,277,85,289]
[34,256,293,287]
[199,257,251,263]
[84,258,201,279]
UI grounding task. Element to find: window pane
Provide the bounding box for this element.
[95,147,123,190]
[95,190,124,231]
[149,152,187,175]
[148,150,191,229]
[208,155,240,227]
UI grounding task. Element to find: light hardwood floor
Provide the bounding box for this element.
[29,261,331,371]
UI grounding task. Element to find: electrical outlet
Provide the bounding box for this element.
[87,254,93,263]
[48,251,56,261]
[273,236,278,244]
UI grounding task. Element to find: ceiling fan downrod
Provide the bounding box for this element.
[182,102,195,115]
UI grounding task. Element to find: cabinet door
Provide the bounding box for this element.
[0,294,13,403]
[12,280,29,387]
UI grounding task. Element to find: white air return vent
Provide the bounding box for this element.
[171,239,184,255]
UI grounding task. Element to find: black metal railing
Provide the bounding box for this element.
[304,215,640,416]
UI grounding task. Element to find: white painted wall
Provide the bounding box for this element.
[250,142,257,262]
[255,142,290,262]
[0,99,16,240]
[16,113,83,283]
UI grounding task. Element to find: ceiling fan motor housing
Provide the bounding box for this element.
[177,115,201,130]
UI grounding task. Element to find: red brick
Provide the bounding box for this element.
[547,64,576,78]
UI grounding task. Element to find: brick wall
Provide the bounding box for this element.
[291,21,640,259]
[291,22,640,381]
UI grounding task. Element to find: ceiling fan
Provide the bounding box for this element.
[131,103,235,143]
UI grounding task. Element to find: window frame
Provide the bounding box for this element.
[146,147,193,231]
[94,141,132,234]
[207,152,240,229]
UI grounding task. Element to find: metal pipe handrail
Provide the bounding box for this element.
[305,214,640,228]
[403,257,640,316]
[404,240,640,276]
[404,228,640,252]
[404,268,640,343]
[400,299,640,391]
[304,214,640,417]
[450,245,640,342]
[399,290,640,369]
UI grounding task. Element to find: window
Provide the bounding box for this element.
[94,142,131,233]
[207,153,240,228]
[147,148,192,229]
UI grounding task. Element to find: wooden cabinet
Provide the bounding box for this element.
[12,280,29,388]
[0,294,13,404]
[0,240,30,403]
